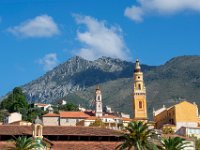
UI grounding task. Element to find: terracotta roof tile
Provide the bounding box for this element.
[60,111,90,118]
[52,141,123,150]
[0,125,32,135]
[0,141,127,150]
[122,118,132,121]
[0,141,14,149]
[0,125,122,137]
[43,126,122,136]
[43,113,60,117]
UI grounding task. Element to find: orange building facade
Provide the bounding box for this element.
[154,101,200,130]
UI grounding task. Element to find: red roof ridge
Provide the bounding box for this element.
[43,113,60,117]
[59,111,90,118]
[122,117,132,121]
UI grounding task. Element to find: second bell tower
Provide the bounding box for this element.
[95,86,103,117]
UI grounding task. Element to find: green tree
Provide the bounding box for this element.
[0,94,15,111]
[0,109,9,122]
[0,87,29,121]
[89,119,105,127]
[0,87,28,113]
[5,136,43,150]
[159,137,190,150]
[116,121,157,150]
[59,102,78,111]
[26,107,44,122]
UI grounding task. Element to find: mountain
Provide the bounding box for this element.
[22,56,153,104]
[10,55,200,118]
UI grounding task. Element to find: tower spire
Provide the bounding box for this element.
[96,85,100,91]
[134,59,141,72]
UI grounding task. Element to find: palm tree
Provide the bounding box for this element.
[159,137,190,150]
[195,139,200,150]
[116,121,157,150]
[5,136,43,150]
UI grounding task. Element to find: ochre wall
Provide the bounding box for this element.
[154,101,199,129]
[133,94,147,119]
[175,101,198,122]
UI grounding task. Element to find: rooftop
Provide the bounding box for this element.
[60,111,90,118]
[52,141,123,150]
[122,118,132,121]
[101,115,120,119]
[0,141,124,150]
[0,125,122,137]
[43,113,60,117]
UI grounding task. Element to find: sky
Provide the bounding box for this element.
[1,0,200,96]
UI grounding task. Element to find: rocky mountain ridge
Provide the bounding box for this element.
[22,56,153,104]
[3,55,200,117]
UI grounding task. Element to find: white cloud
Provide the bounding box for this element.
[73,14,130,60]
[125,6,144,22]
[38,53,58,71]
[8,15,59,37]
[125,0,200,22]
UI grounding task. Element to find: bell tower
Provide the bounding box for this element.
[133,59,147,121]
[32,116,43,145]
[95,86,103,117]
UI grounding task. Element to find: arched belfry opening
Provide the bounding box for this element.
[32,116,43,142]
[139,101,143,109]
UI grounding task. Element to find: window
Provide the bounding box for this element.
[138,84,141,90]
[35,125,42,137]
[66,119,69,122]
[198,130,200,134]
[169,119,174,124]
[139,101,143,109]
[36,126,40,136]
[98,96,100,100]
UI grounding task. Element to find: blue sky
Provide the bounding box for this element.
[1,0,200,96]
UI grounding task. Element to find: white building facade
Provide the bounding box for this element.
[4,112,22,124]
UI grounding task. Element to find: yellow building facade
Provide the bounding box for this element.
[133,59,148,121]
[154,101,200,130]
